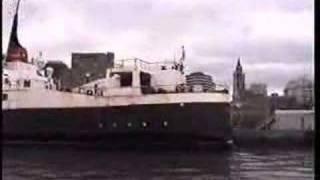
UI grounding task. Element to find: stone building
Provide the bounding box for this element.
[269,76,314,110]
[249,83,267,96]
[283,76,313,109]
[269,93,300,110]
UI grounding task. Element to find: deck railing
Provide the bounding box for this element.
[113,58,180,72]
[74,83,229,96]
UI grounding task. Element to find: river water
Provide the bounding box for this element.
[3,146,314,180]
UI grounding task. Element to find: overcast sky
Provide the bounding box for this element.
[2,0,314,94]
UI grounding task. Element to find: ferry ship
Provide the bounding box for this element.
[2,0,232,147]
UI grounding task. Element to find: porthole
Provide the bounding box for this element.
[127,122,132,127]
[87,90,93,95]
[163,121,168,127]
[142,122,147,127]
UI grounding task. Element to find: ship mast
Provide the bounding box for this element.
[179,45,185,74]
[6,0,28,63]
[15,0,22,15]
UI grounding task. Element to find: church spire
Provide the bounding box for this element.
[6,0,28,63]
[236,57,242,72]
[233,57,245,102]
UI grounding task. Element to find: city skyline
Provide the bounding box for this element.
[2,0,314,95]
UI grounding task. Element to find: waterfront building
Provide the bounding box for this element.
[284,76,313,108]
[249,83,267,96]
[269,93,295,110]
[270,109,314,131]
[186,72,215,92]
[268,76,313,110]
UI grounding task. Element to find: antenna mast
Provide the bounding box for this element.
[16,0,22,15]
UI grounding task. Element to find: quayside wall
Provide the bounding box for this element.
[232,129,314,148]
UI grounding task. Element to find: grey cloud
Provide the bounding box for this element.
[274,0,313,12]
[189,61,313,94]
[245,62,314,93]
[193,40,313,64]
[2,0,313,94]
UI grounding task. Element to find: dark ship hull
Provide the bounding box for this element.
[3,102,232,148]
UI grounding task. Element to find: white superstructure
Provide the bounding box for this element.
[3,58,230,110]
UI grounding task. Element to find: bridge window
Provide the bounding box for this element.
[140,72,152,94]
[140,72,151,87]
[4,78,10,84]
[111,72,132,87]
[24,80,31,88]
[2,93,8,101]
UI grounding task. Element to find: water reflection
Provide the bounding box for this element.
[3,146,313,180]
[230,148,314,180]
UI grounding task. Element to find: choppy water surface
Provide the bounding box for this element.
[3,146,314,180]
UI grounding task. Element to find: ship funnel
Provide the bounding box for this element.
[6,0,28,63]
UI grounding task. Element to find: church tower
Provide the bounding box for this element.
[233,58,245,102]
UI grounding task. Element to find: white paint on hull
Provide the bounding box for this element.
[2,89,230,110]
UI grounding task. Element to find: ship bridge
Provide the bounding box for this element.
[72,58,229,97]
[112,58,183,74]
